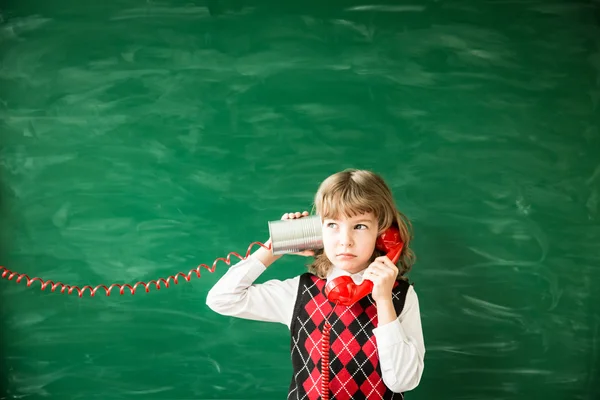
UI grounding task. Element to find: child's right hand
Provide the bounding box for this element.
[279,211,315,257]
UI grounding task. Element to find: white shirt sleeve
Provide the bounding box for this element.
[372,285,426,393]
[205,255,299,329]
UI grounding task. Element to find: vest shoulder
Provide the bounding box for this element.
[394,278,411,292]
[298,272,321,284]
[391,279,411,313]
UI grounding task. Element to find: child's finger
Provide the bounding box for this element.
[282,211,308,220]
[376,256,399,271]
[364,269,381,284]
[369,261,397,280]
[367,263,388,277]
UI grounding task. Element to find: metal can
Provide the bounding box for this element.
[268,215,323,255]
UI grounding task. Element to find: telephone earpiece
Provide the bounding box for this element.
[324,225,404,306]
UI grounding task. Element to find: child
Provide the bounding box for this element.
[206,169,425,399]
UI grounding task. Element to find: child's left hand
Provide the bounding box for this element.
[363,256,399,304]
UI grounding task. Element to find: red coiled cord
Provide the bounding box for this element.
[0,241,270,297]
[320,321,332,399]
[2,240,340,399]
[320,305,338,400]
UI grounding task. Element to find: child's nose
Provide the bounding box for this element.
[339,230,354,247]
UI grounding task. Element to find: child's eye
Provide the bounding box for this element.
[355,224,368,230]
[326,222,337,228]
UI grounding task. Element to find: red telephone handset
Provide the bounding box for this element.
[324,226,404,306]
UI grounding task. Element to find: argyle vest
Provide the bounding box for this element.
[288,273,410,400]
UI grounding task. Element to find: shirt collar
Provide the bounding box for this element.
[326,265,366,285]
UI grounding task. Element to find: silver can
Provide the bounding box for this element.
[268,215,323,255]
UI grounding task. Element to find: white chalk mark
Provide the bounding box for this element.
[345,5,426,12]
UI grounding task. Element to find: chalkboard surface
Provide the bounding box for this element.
[1,1,599,399]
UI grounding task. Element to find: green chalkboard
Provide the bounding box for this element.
[1,0,599,399]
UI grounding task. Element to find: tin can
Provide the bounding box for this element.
[268,215,323,255]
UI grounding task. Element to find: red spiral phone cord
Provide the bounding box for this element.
[0,241,270,297]
[320,305,338,400]
[320,321,332,399]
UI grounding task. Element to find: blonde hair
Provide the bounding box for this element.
[307,169,415,281]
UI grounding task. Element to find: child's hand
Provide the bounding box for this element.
[281,211,309,220]
[363,255,398,303]
[280,211,315,257]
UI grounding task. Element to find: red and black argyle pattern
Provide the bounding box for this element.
[287,273,409,400]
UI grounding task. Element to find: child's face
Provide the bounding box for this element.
[322,212,379,274]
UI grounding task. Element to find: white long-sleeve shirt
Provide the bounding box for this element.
[206,255,425,393]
